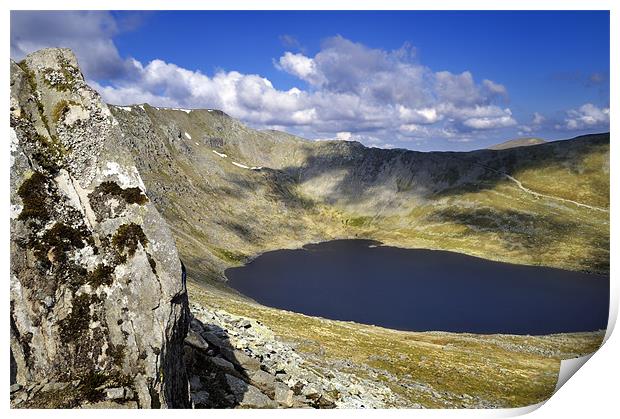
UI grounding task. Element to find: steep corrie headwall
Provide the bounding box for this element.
[110,102,608,277]
[10,49,190,408]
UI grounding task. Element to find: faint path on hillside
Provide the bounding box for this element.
[501,173,609,213]
[443,154,609,213]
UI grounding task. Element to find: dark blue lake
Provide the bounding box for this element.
[225,240,609,335]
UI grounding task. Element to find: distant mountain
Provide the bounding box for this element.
[487,137,546,150]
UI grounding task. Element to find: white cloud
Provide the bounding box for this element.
[10,11,140,80]
[276,52,324,85]
[398,106,441,124]
[517,112,547,135]
[90,47,518,137]
[482,79,508,98]
[434,71,483,106]
[463,114,516,130]
[11,14,522,147]
[558,103,610,130]
[335,132,353,141]
[532,112,545,125]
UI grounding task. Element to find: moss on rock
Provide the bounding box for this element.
[59,293,94,342]
[17,171,51,222]
[112,223,149,257]
[51,99,78,123]
[42,60,80,92]
[92,181,148,205]
[87,264,115,289]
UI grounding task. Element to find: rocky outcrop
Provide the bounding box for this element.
[185,303,398,408]
[10,48,190,408]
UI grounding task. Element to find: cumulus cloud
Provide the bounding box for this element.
[518,112,547,135]
[276,52,324,85]
[557,103,610,130]
[398,106,441,124]
[10,11,141,80]
[532,112,546,125]
[11,13,521,147]
[462,114,516,130]
[482,79,509,99]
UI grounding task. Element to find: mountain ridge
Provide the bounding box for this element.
[109,102,609,280]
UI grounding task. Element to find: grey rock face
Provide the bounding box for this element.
[10,48,189,408]
[275,383,294,407]
[209,356,236,374]
[225,374,277,408]
[184,329,209,351]
[248,369,276,397]
[221,347,261,371]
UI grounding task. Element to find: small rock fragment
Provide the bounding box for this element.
[104,387,125,400]
[189,375,202,392]
[192,390,210,406]
[185,329,210,351]
[210,356,237,374]
[275,383,294,407]
[225,374,276,408]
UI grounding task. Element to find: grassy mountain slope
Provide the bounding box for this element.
[111,104,609,277]
[110,104,608,408]
[189,282,603,408]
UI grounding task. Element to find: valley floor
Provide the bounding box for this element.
[187,279,605,408]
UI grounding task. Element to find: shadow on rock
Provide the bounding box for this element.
[185,318,282,408]
[184,314,338,409]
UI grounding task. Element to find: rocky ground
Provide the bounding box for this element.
[186,303,398,408]
[186,281,605,409]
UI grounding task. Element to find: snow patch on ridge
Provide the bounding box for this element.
[102,161,146,190]
[232,161,249,169]
[232,161,263,170]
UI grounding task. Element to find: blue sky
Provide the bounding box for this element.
[11,10,610,151]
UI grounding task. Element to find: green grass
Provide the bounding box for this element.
[210,246,248,264]
[188,280,604,408]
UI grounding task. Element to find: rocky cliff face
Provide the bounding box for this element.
[10,49,190,408]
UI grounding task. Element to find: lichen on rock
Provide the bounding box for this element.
[10,48,190,408]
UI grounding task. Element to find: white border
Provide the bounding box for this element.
[2,1,617,418]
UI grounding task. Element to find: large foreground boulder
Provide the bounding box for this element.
[10,48,190,408]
